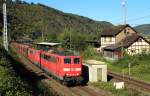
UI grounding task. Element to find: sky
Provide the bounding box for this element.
[23,0,150,26]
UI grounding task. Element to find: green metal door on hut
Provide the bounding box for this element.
[97,68,102,81]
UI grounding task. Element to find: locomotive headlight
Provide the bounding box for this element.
[66,74,69,76]
[75,68,81,71]
[63,68,70,71]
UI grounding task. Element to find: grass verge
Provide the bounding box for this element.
[91,82,149,96]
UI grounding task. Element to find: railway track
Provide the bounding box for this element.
[71,85,112,96]
[108,71,150,92]
[11,48,110,96]
[69,85,112,96]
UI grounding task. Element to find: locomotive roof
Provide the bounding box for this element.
[36,42,61,46]
[51,50,79,56]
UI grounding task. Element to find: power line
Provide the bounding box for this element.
[127,15,150,22]
[113,2,150,25]
[115,15,150,25]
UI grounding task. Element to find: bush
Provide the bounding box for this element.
[108,53,150,82]
[82,46,105,61]
[82,46,97,59]
[0,49,32,96]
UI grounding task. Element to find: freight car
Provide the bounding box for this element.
[10,42,84,85]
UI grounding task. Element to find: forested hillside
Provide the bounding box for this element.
[134,24,150,36]
[0,0,113,41]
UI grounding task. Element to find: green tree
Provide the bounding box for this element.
[57,28,88,51]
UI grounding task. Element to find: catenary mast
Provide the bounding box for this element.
[3,0,8,51]
[122,0,127,24]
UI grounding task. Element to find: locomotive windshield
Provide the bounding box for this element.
[64,58,71,64]
[74,58,80,64]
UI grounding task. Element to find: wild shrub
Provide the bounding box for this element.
[110,53,150,81]
[0,49,32,96]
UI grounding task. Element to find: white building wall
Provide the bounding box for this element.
[88,65,93,82]
[100,37,116,51]
[127,38,150,55]
[83,63,107,82]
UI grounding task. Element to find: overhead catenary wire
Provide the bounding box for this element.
[112,2,150,26]
[112,13,150,24]
[115,15,150,25]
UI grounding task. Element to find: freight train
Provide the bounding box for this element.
[10,42,85,85]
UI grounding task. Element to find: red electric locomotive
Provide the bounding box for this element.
[10,42,84,85]
[40,50,83,84]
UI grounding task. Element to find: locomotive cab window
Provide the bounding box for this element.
[74,58,80,64]
[64,58,71,64]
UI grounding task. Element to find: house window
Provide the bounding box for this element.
[131,49,135,53]
[124,29,129,35]
[104,51,114,58]
[138,38,142,42]
[104,38,106,42]
[141,48,146,53]
[126,31,129,34]
[109,37,112,42]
